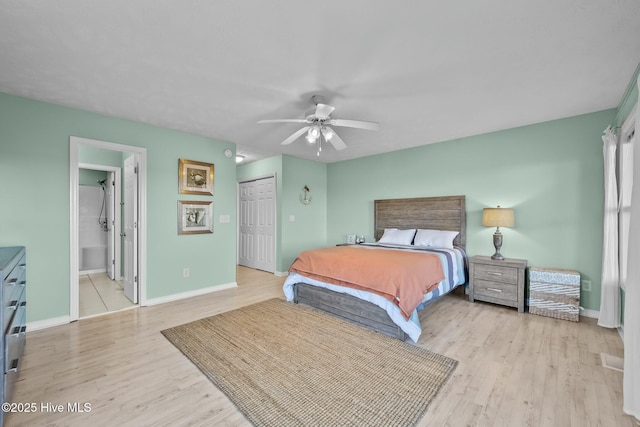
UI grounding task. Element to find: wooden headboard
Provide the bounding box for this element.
[374,195,466,249]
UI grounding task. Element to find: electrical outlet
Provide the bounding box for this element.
[183,268,190,278]
[582,280,591,292]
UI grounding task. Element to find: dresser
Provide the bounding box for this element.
[469,255,527,313]
[0,246,26,420]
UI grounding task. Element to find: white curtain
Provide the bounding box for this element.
[623,76,639,420]
[598,126,620,328]
[619,126,634,289]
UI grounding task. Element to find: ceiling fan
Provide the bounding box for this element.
[257,95,380,156]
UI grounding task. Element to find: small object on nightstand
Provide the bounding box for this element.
[468,255,527,313]
[347,234,356,244]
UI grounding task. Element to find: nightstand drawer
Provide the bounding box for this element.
[473,264,518,284]
[473,279,517,302]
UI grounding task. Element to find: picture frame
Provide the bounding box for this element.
[178,200,213,235]
[178,158,214,195]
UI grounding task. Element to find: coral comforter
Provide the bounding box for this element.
[289,245,444,319]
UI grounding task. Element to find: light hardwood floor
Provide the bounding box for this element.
[6,266,634,426]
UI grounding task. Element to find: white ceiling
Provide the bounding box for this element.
[1,1,639,163]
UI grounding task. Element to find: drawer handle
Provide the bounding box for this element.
[19,280,26,286]
[19,301,26,308]
[8,300,18,310]
[20,326,26,334]
[486,287,503,293]
[8,358,18,373]
[7,278,17,284]
[486,272,503,276]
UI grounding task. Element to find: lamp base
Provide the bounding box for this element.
[491,230,505,260]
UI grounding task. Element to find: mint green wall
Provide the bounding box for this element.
[79,144,124,167]
[0,92,237,323]
[281,155,327,268]
[79,169,107,186]
[327,110,616,311]
[237,155,328,272]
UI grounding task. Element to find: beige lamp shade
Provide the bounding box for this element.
[482,207,515,228]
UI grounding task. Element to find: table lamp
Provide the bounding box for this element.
[482,206,514,260]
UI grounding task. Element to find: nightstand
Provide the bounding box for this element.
[469,256,527,313]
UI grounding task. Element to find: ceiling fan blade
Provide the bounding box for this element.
[327,119,380,131]
[281,126,311,145]
[323,127,347,151]
[258,119,309,124]
[315,103,335,120]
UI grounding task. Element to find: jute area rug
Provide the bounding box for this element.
[161,298,457,427]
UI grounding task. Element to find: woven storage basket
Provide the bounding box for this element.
[529,267,580,321]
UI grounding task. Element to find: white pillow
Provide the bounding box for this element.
[378,228,416,245]
[413,229,459,249]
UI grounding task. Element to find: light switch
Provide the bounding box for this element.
[219,214,230,223]
[289,215,295,222]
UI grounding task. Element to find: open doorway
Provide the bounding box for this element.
[77,164,133,317]
[70,136,147,321]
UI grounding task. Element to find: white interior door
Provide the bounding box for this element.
[106,171,116,280]
[123,156,138,304]
[254,178,275,272]
[238,176,275,272]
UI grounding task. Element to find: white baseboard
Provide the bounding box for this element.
[579,308,600,319]
[618,325,625,342]
[27,315,71,332]
[274,271,289,277]
[145,282,238,306]
[24,282,238,332]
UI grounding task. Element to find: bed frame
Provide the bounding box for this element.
[293,195,466,341]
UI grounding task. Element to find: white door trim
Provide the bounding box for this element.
[70,136,147,321]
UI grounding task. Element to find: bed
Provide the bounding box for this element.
[283,195,467,342]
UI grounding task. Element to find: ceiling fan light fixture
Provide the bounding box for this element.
[322,127,334,141]
[308,126,320,139]
[305,134,316,144]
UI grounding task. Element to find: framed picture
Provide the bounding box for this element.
[179,158,214,195]
[178,200,213,235]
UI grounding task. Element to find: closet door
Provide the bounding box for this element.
[238,177,275,272]
[254,177,275,272]
[238,181,257,269]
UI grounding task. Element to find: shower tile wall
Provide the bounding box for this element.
[79,185,107,271]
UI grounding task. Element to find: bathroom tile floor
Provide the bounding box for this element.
[79,273,135,318]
